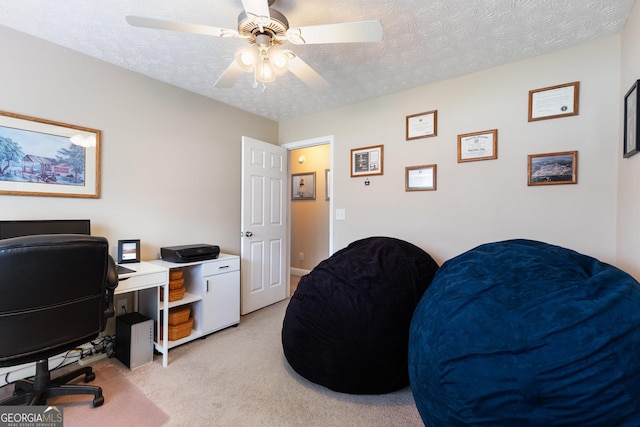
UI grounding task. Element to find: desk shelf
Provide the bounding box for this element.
[143,255,240,367]
[159,292,201,310]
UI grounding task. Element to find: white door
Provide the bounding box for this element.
[241,136,288,314]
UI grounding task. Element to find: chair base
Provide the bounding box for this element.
[0,359,104,408]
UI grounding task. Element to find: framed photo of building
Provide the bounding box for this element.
[624,79,640,158]
[0,110,100,198]
[350,145,384,177]
[292,172,316,200]
[527,151,577,186]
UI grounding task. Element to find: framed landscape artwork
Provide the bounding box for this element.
[0,111,101,198]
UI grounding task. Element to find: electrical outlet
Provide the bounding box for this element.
[117,298,128,315]
[299,252,304,261]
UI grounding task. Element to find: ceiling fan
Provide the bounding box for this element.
[125,0,383,91]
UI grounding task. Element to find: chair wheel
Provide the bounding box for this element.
[85,372,96,382]
[92,395,104,407]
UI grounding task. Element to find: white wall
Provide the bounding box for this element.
[0,25,278,259]
[280,37,620,265]
[617,0,640,279]
[1,23,627,272]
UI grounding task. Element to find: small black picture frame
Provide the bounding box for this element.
[624,79,640,158]
[117,239,140,263]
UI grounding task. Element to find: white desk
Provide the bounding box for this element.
[115,257,240,367]
[115,261,167,295]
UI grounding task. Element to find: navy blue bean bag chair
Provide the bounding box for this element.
[282,236,439,394]
[409,239,640,426]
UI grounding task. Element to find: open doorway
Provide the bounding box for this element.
[283,136,334,295]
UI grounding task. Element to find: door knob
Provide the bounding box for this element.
[245,231,253,237]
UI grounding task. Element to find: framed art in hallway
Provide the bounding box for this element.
[325,169,331,200]
[292,172,316,200]
[351,145,384,177]
[528,81,579,122]
[527,151,577,186]
[623,79,640,158]
[0,110,101,198]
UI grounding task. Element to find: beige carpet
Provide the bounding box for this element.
[2,298,423,426]
[117,298,424,426]
[48,361,169,427]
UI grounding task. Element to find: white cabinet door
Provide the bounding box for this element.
[201,269,240,334]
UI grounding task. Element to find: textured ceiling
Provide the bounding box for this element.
[0,0,635,122]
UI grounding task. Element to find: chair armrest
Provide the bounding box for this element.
[106,255,119,291]
[104,256,119,319]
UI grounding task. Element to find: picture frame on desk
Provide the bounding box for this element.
[117,239,140,263]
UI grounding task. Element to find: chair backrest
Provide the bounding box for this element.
[0,234,117,366]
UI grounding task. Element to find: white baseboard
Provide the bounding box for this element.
[290,267,311,277]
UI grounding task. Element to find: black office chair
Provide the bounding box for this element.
[0,234,118,407]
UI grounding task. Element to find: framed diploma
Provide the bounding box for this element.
[457,129,498,162]
[405,164,437,191]
[623,79,640,158]
[406,110,437,140]
[351,145,384,177]
[527,151,577,186]
[528,82,579,122]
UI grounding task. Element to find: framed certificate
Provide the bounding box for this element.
[458,129,498,162]
[528,82,579,122]
[623,79,640,158]
[405,164,437,191]
[406,110,437,140]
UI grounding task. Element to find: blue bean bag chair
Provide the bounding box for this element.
[282,236,439,394]
[409,239,640,426]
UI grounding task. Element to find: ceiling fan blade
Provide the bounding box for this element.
[213,60,245,88]
[126,15,240,38]
[285,51,330,91]
[241,0,270,26]
[286,20,383,45]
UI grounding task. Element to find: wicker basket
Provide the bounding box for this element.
[169,268,183,281]
[160,285,185,302]
[168,305,191,326]
[168,317,193,341]
[169,277,184,290]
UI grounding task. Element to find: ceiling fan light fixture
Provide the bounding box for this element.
[235,47,258,71]
[255,58,275,82]
[268,47,289,75]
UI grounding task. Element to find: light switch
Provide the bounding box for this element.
[335,209,346,221]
